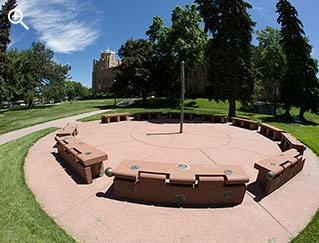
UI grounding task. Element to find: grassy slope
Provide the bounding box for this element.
[0,99,114,135]
[0,128,74,243]
[81,98,319,242]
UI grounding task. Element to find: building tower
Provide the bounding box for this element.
[92,49,121,94]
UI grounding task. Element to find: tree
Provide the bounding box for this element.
[6,42,70,107]
[277,0,319,119]
[146,5,208,98]
[117,39,153,103]
[196,0,255,117]
[65,80,91,101]
[256,27,286,115]
[0,0,16,102]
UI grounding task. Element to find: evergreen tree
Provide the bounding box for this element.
[0,0,16,102]
[277,0,319,118]
[196,0,255,117]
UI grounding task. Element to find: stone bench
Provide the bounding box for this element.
[101,113,129,123]
[202,115,228,123]
[55,136,108,184]
[105,160,249,206]
[232,117,259,130]
[56,123,78,137]
[280,133,306,155]
[259,123,284,141]
[167,112,195,120]
[254,149,305,194]
[134,112,162,121]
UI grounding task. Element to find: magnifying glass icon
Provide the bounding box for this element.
[8,9,29,30]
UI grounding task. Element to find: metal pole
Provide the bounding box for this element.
[180,61,185,134]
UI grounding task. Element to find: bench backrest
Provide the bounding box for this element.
[55,136,107,166]
[254,149,302,175]
[113,160,249,186]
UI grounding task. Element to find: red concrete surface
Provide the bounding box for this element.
[25,120,319,243]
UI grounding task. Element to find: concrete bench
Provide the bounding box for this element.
[280,133,306,155]
[106,160,249,206]
[202,115,228,123]
[134,112,162,121]
[55,136,108,184]
[232,117,259,130]
[56,123,78,137]
[101,113,129,123]
[259,123,284,141]
[254,149,305,194]
[167,112,195,120]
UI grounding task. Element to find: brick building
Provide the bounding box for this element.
[92,49,121,94]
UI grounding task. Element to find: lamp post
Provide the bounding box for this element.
[180,61,185,134]
[113,79,117,106]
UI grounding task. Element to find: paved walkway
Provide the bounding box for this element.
[25,121,319,243]
[0,110,109,145]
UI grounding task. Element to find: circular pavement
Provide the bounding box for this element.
[25,120,319,243]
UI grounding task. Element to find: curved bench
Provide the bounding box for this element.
[254,149,305,194]
[106,160,249,206]
[231,117,259,130]
[259,123,284,141]
[55,136,108,184]
[134,112,162,121]
[280,133,306,155]
[133,112,228,124]
[56,123,78,137]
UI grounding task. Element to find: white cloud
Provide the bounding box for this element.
[1,0,99,53]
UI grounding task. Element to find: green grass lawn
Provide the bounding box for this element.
[0,128,74,243]
[81,98,319,242]
[0,99,114,135]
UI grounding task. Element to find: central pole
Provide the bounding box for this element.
[180,61,185,134]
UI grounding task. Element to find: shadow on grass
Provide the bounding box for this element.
[96,184,238,209]
[94,105,116,110]
[259,115,318,126]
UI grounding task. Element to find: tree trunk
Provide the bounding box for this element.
[27,99,33,109]
[228,99,236,117]
[299,107,305,121]
[284,105,290,117]
[273,86,277,116]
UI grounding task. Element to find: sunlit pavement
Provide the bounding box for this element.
[25,120,319,243]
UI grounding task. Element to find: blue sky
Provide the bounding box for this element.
[3,0,319,88]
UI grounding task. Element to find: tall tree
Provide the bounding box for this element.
[146,5,208,98]
[116,39,153,103]
[256,27,286,115]
[0,0,16,102]
[196,0,255,117]
[277,0,319,119]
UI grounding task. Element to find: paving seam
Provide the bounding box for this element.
[246,192,293,237]
[198,148,219,165]
[54,181,113,219]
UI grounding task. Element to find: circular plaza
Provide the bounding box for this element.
[25,118,319,243]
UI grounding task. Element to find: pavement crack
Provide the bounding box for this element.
[246,192,293,237]
[199,148,219,165]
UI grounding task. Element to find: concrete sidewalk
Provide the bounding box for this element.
[0,109,109,145]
